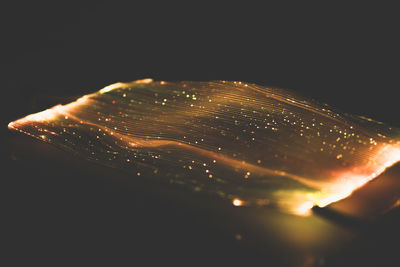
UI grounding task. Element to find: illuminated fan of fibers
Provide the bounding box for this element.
[9,79,400,216]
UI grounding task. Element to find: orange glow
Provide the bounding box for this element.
[233,198,243,206]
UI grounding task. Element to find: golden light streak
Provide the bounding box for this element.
[99,79,153,94]
[99,83,127,94]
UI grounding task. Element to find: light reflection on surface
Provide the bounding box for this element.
[8,79,400,216]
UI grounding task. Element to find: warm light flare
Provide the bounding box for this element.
[233,198,243,207]
[294,201,314,216]
[315,145,400,208]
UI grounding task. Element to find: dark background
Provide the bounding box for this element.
[2,2,400,266]
[2,2,399,125]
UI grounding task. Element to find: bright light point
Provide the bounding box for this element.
[136,78,153,84]
[294,201,313,216]
[233,198,243,206]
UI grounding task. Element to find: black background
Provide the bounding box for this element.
[2,2,400,266]
[2,2,399,125]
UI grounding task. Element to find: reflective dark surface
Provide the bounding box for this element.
[4,124,400,266]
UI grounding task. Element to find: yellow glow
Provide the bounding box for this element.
[294,201,314,216]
